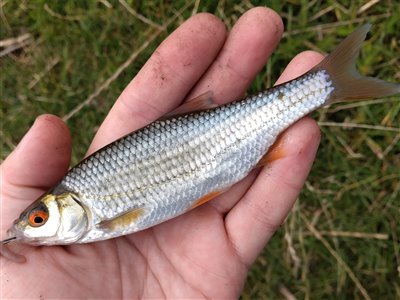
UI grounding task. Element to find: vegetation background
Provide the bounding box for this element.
[1,1,399,299]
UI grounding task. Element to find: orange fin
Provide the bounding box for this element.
[190,190,223,209]
[163,91,217,118]
[97,207,145,231]
[256,135,286,168]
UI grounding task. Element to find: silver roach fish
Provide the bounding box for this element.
[2,25,400,249]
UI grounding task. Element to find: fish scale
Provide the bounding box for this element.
[52,70,334,242]
[6,25,400,246]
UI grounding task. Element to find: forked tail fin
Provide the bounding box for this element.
[311,24,400,103]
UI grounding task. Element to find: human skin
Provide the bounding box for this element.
[0,7,323,299]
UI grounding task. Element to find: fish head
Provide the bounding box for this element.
[7,192,88,245]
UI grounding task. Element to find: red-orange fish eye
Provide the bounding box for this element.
[28,210,49,227]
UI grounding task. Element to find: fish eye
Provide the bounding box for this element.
[27,204,49,227]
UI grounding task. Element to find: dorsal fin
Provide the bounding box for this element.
[163,91,217,119]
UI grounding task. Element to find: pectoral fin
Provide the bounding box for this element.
[97,207,145,231]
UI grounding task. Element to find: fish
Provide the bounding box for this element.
[2,24,400,250]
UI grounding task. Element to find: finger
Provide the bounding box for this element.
[275,51,325,85]
[224,51,324,266]
[209,51,324,214]
[186,7,283,104]
[88,13,227,154]
[184,6,283,214]
[1,114,71,229]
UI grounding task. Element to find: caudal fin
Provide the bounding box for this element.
[312,24,400,103]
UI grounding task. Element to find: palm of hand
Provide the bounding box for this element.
[4,194,245,298]
[1,8,322,299]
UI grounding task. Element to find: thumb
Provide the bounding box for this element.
[1,114,71,230]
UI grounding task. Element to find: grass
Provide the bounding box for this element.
[1,1,399,299]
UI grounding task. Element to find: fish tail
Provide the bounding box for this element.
[312,24,400,103]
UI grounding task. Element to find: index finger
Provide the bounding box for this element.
[88,14,227,154]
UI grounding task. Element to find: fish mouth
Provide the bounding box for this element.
[1,227,20,244]
[2,230,44,246]
[2,227,34,245]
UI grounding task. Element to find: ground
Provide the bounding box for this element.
[1,1,399,299]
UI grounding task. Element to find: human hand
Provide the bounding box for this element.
[1,7,323,298]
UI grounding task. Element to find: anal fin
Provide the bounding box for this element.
[256,135,286,168]
[190,190,223,210]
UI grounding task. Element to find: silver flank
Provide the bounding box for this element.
[57,70,334,243]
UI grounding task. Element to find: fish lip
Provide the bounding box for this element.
[7,226,21,239]
[3,228,20,244]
